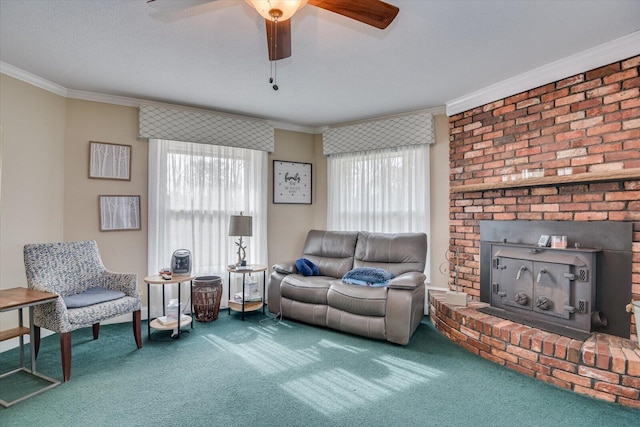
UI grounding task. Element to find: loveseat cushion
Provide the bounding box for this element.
[301,230,358,278]
[281,275,336,305]
[353,231,427,277]
[327,282,387,317]
[326,307,386,341]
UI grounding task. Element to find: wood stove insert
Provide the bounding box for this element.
[479,220,632,340]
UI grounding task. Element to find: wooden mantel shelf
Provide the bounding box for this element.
[450,168,640,194]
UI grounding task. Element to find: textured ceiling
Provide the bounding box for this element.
[1,0,639,128]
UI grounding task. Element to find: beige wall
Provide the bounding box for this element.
[64,99,149,298]
[0,86,332,317]
[63,106,328,304]
[429,114,451,289]
[267,129,328,267]
[0,75,66,332]
[313,133,328,230]
[267,117,451,288]
[0,74,450,338]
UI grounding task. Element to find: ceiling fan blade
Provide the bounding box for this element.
[265,19,292,61]
[308,0,399,29]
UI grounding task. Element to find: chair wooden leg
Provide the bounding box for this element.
[33,325,41,359]
[133,310,142,349]
[60,332,72,382]
[92,323,100,340]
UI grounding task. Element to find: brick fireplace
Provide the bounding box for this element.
[439,54,640,407]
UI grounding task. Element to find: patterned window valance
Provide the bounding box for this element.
[139,105,274,152]
[323,112,435,155]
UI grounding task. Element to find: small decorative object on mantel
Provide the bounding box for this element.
[440,248,468,306]
[89,141,131,180]
[625,301,640,349]
[273,160,312,204]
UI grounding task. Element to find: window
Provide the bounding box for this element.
[327,144,430,280]
[148,139,267,282]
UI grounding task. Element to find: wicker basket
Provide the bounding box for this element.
[192,276,223,322]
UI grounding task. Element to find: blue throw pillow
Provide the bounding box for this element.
[342,267,395,287]
[295,258,320,277]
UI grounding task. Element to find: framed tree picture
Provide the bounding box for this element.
[99,195,141,231]
[273,160,312,204]
[89,141,131,180]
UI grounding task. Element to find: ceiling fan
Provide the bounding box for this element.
[147,0,400,61]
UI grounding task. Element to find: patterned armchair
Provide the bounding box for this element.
[23,240,142,381]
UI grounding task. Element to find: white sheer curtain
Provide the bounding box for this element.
[148,139,268,303]
[327,144,431,281]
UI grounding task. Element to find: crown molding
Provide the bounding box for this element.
[266,120,321,134]
[325,106,446,130]
[1,63,298,130]
[66,89,143,108]
[67,89,282,128]
[0,61,68,97]
[2,61,444,134]
[445,30,640,117]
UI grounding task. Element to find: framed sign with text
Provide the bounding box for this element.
[273,160,312,204]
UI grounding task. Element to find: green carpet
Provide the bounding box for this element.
[1,312,639,426]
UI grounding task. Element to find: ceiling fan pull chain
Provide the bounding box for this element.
[271,17,279,91]
[269,19,274,85]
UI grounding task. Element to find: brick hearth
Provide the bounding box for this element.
[429,291,640,407]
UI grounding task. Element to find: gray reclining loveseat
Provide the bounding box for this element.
[268,230,427,345]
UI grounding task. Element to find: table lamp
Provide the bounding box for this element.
[228,212,252,266]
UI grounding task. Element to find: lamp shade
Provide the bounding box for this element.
[228,214,253,237]
[246,0,308,21]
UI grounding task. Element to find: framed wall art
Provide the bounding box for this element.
[89,141,131,180]
[99,195,141,231]
[273,160,312,204]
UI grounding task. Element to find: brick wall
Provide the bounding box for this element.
[449,55,640,341]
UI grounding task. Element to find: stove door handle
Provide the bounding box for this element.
[564,305,576,314]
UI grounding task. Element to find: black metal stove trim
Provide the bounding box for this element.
[479,220,632,339]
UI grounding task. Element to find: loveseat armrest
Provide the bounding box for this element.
[268,271,289,314]
[387,271,426,290]
[272,261,298,275]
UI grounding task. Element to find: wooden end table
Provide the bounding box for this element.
[0,287,60,407]
[227,264,267,321]
[144,274,196,340]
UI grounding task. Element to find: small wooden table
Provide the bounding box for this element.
[0,287,60,407]
[144,274,196,340]
[227,265,267,321]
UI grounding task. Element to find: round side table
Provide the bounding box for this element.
[227,265,267,320]
[144,274,196,339]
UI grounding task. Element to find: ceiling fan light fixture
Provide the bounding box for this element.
[246,0,308,22]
